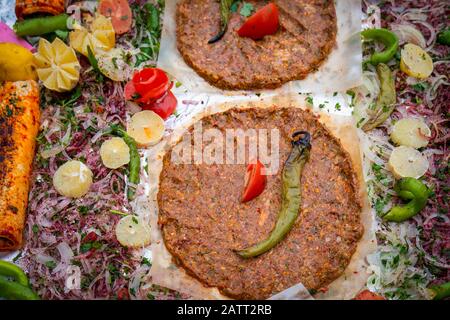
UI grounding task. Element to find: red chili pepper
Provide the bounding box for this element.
[241,160,267,203]
[237,3,279,40]
[141,90,178,120]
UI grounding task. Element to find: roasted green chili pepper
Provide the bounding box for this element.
[236,131,311,258]
[361,63,397,132]
[382,178,430,223]
[13,14,70,37]
[437,28,450,46]
[361,28,399,65]
[106,125,141,200]
[428,281,450,300]
[0,260,29,287]
[208,0,237,44]
[0,275,39,300]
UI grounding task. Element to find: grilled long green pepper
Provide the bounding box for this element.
[382,178,430,223]
[208,0,237,44]
[362,63,397,132]
[236,131,311,258]
[106,125,141,200]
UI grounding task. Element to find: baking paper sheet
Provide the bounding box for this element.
[145,94,377,300]
[158,0,363,95]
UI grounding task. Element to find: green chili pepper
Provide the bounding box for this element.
[361,28,399,65]
[428,281,450,300]
[0,275,39,300]
[208,0,238,44]
[437,28,450,46]
[236,131,311,258]
[361,63,397,132]
[0,260,29,287]
[382,178,430,223]
[106,125,141,200]
[13,14,71,37]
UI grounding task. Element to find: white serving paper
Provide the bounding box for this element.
[158,0,363,95]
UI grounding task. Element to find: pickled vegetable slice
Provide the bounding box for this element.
[53,160,93,198]
[115,215,151,248]
[100,137,130,169]
[388,146,429,179]
[391,118,431,149]
[126,110,165,146]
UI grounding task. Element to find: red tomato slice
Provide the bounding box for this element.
[124,80,137,100]
[353,290,385,300]
[98,0,133,35]
[142,91,178,120]
[237,3,279,40]
[132,68,170,103]
[117,288,130,300]
[241,160,267,203]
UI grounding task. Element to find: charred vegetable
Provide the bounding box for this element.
[382,178,430,223]
[208,0,237,44]
[361,63,396,132]
[361,28,399,65]
[236,131,311,258]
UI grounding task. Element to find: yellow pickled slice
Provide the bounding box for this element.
[100,137,130,169]
[127,110,165,146]
[400,43,433,79]
[115,215,151,248]
[33,38,80,92]
[53,160,93,198]
[391,118,431,149]
[0,43,37,81]
[96,48,132,81]
[388,146,429,179]
[69,15,115,57]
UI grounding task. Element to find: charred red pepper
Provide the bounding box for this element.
[241,160,267,203]
[237,3,279,40]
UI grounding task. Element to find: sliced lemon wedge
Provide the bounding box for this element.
[115,215,151,248]
[53,160,93,198]
[33,38,80,92]
[388,146,429,179]
[69,14,115,57]
[100,137,130,169]
[127,110,165,146]
[391,118,431,149]
[400,43,433,79]
[97,48,132,81]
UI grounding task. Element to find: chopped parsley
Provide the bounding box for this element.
[240,2,254,17]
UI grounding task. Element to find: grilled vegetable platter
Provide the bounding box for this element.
[0,0,448,300]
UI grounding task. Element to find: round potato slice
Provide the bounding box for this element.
[53,160,93,198]
[100,137,130,169]
[391,118,431,149]
[388,146,429,179]
[115,215,151,248]
[400,43,433,79]
[127,110,165,146]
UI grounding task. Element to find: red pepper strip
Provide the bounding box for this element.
[241,160,266,203]
[237,3,279,40]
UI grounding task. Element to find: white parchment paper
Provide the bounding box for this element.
[158,0,363,95]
